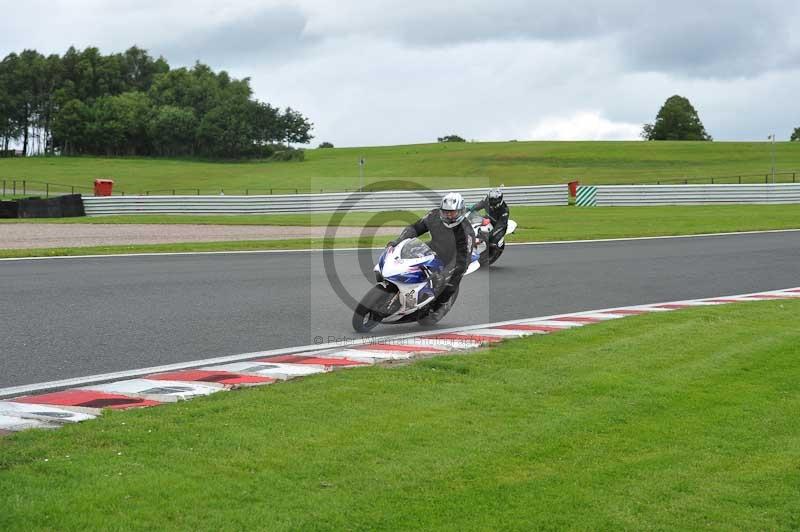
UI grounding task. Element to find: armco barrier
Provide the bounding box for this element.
[82,185,567,215]
[594,184,800,206]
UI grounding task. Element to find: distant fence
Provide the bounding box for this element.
[589,184,800,206]
[82,185,568,215]
[643,172,797,185]
[1,179,103,198]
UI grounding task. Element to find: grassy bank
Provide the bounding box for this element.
[1,140,798,194]
[1,205,799,259]
[1,300,798,530]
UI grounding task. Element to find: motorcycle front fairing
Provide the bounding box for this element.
[375,239,442,322]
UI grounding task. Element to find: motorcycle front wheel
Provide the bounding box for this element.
[479,243,505,267]
[352,285,396,333]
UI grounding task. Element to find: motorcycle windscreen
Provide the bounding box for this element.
[400,238,434,259]
[467,211,485,224]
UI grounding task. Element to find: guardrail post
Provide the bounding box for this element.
[739,176,742,184]
[765,175,768,183]
[246,189,249,195]
[2,179,5,196]
[46,183,49,197]
[23,180,26,195]
[12,180,16,195]
[196,189,200,195]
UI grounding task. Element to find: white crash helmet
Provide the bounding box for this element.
[487,186,504,208]
[439,192,466,228]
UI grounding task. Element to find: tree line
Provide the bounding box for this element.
[0,46,313,159]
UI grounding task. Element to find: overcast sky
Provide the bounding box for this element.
[2,0,799,146]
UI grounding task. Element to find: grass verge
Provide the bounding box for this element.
[1,300,798,530]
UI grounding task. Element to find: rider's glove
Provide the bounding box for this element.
[386,239,399,248]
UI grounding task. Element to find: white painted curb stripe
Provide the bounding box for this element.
[0,401,97,424]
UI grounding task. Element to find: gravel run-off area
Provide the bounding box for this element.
[0,224,396,249]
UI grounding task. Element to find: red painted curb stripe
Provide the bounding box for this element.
[705,298,745,303]
[145,370,274,386]
[257,355,368,366]
[14,390,160,410]
[653,303,692,309]
[425,333,505,343]
[603,309,651,315]
[494,324,568,332]
[356,343,448,353]
[550,316,602,323]
[741,294,790,299]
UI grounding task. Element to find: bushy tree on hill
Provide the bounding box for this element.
[0,46,313,159]
[641,95,712,141]
[437,134,466,143]
[791,127,800,142]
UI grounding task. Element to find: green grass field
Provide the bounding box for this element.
[1,140,799,195]
[1,300,798,530]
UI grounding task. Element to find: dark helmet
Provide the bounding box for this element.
[487,187,504,208]
[439,192,466,228]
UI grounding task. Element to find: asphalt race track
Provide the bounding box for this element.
[1,231,798,388]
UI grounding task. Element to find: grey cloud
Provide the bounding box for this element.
[302,0,800,79]
[620,1,800,78]
[154,5,316,68]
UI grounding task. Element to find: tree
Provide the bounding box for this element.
[279,107,313,146]
[641,95,712,141]
[51,99,89,155]
[87,92,152,155]
[791,127,800,142]
[196,99,255,158]
[437,134,465,142]
[148,106,197,156]
[318,141,334,148]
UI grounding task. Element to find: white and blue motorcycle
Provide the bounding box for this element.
[352,238,480,333]
[468,211,517,267]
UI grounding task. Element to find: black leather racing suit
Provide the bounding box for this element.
[392,209,474,306]
[471,199,510,246]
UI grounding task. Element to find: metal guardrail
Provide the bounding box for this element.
[82,185,568,215]
[594,184,800,206]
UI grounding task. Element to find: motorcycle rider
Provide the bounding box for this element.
[470,187,509,248]
[387,192,474,313]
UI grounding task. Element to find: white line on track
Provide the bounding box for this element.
[2,286,796,399]
[1,228,799,262]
